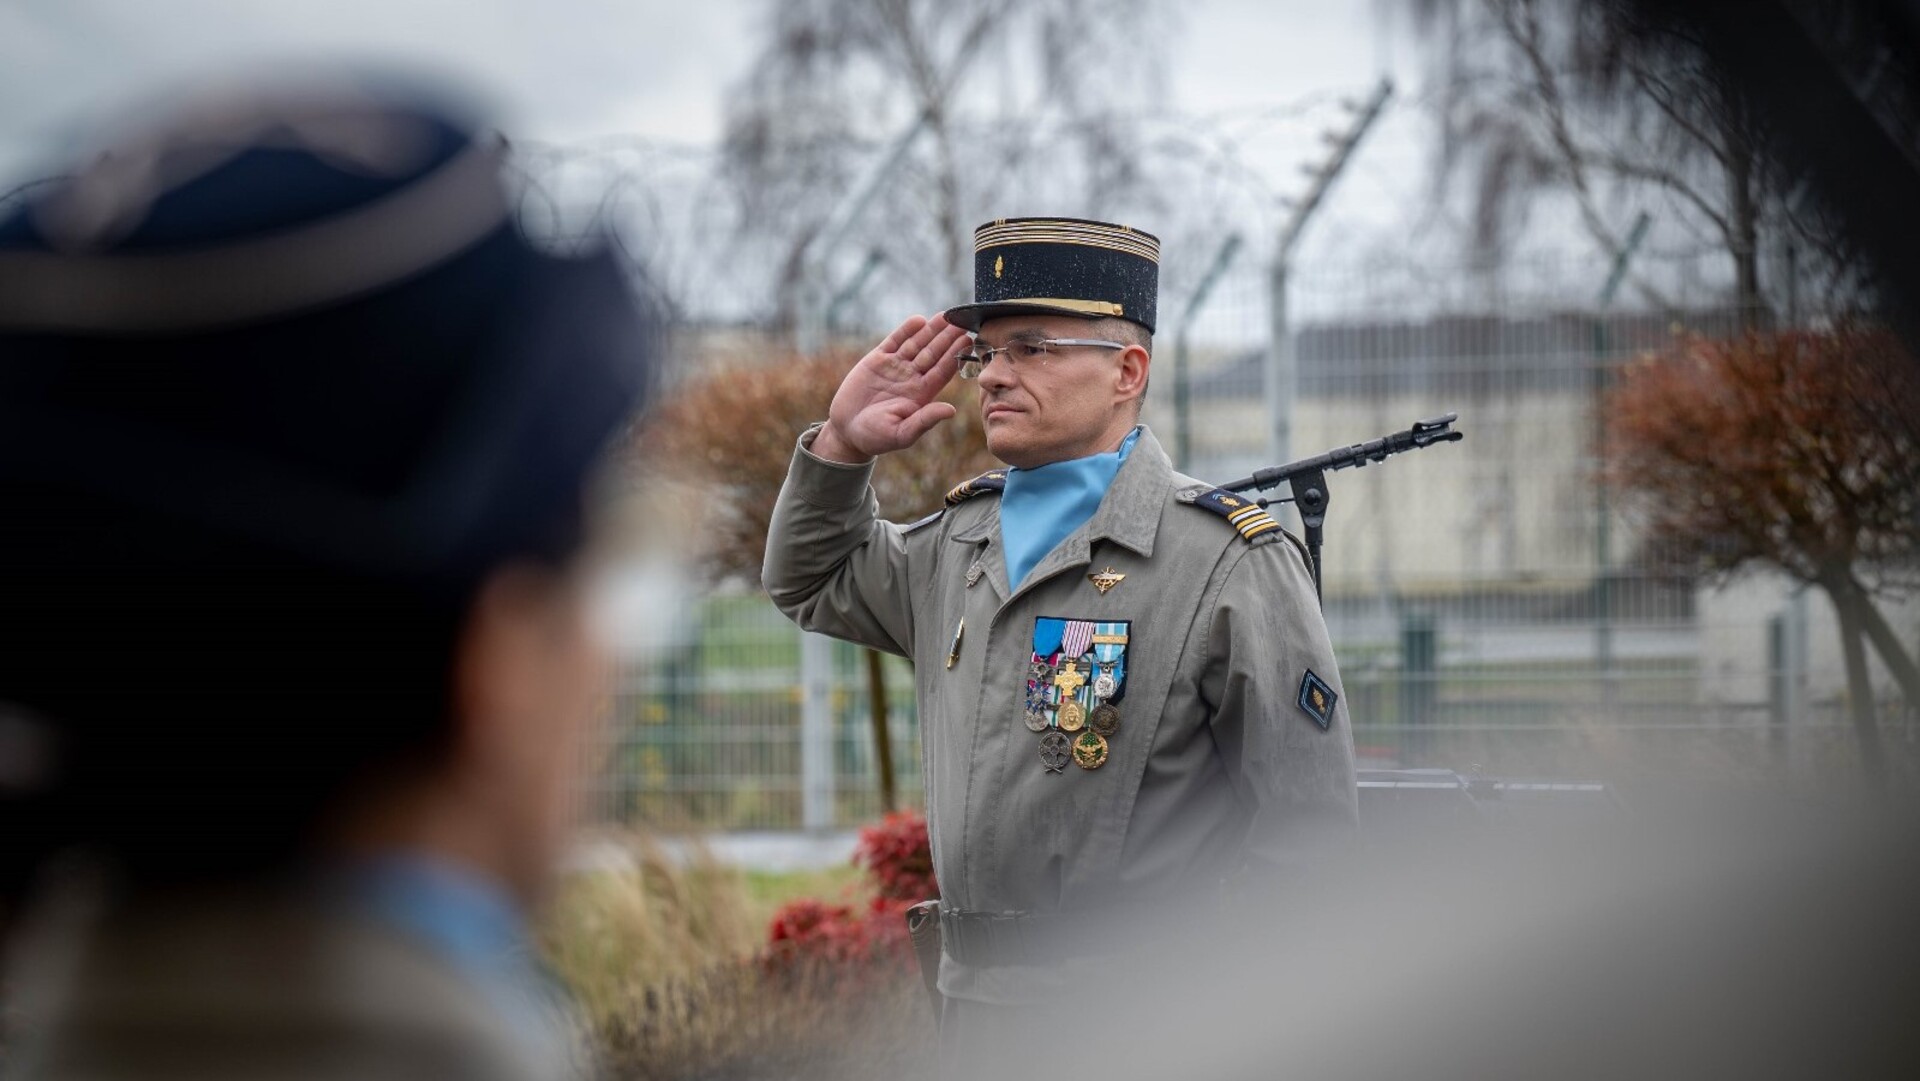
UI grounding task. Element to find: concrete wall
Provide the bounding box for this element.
[1160,389,1624,597]
[1697,571,1920,716]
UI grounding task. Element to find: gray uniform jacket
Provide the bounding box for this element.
[764,425,1356,1003]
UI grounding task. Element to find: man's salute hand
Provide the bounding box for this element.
[811,314,969,465]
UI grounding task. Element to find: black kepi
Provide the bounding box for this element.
[944,216,1160,334]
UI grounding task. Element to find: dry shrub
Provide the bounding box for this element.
[541,833,759,1026]
[592,955,934,1081]
[641,351,996,581]
[541,832,936,1081]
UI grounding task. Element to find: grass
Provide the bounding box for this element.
[741,864,867,929]
[540,834,934,1081]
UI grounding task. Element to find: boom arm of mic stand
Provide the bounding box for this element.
[1217,413,1464,606]
[1219,413,1463,495]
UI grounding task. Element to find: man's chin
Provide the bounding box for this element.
[983,425,1028,465]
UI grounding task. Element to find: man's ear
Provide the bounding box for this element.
[1115,343,1151,404]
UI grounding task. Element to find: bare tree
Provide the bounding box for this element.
[721,0,1168,337]
[1410,0,1860,321]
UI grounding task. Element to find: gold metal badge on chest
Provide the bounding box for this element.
[1087,567,1126,594]
[1071,730,1109,770]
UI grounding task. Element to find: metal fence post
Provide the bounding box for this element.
[1768,612,1789,768]
[1592,212,1652,716]
[1400,611,1436,764]
[1265,79,1391,470]
[1785,584,1811,778]
[800,630,836,832]
[1266,260,1294,466]
[1173,233,1241,472]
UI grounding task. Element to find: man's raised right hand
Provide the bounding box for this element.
[810,314,969,465]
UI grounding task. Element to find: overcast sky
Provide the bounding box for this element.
[1,0,1641,315]
[0,1,1402,160]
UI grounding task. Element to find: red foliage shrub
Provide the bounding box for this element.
[854,811,937,902]
[765,897,867,967]
[762,811,934,978]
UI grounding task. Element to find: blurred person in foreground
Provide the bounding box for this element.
[762,218,1357,1070]
[0,72,652,1079]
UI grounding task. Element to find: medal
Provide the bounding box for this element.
[1025,680,1050,710]
[1089,622,1129,704]
[1051,658,1087,699]
[1039,730,1071,773]
[1092,662,1117,700]
[1072,730,1109,770]
[1090,702,1120,736]
[1027,616,1130,778]
[1057,700,1086,732]
[1051,660,1088,732]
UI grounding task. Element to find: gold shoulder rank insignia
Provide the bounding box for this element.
[944,470,1008,507]
[1184,487,1283,543]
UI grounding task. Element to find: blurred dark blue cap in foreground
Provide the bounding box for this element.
[0,70,656,880]
[0,70,654,588]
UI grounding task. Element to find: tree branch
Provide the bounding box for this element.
[1589,152,1734,239]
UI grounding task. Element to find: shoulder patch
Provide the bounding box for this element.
[1298,670,1338,730]
[944,469,1008,507]
[1181,487,1284,544]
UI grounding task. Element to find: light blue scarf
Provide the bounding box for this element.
[1000,428,1141,588]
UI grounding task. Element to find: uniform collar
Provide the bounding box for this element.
[1081,425,1169,559]
[949,426,1170,600]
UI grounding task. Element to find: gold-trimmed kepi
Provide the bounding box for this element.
[944,216,1160,333]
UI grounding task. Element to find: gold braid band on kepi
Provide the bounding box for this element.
[974,220,1160,263]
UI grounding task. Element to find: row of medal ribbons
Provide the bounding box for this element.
[1025,618,1129,736]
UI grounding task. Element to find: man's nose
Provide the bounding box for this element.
[976,352,1017,390]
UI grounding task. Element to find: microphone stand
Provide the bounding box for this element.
[1218,413,1464,605]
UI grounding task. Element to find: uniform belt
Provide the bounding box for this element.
[936,905,1119,966]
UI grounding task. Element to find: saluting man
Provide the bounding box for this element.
[763,217,1357,1048]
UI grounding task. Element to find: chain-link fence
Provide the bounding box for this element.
[587,591,925,831]
[585,249,1919,830]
